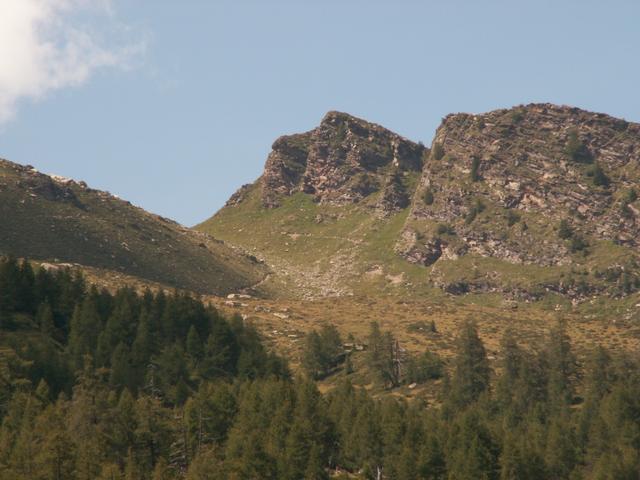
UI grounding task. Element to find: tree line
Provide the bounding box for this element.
[1,256,640,479]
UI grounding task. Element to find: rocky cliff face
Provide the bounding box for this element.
[399,104,640,270]
[261,111,425,211]
[204,104,640,301]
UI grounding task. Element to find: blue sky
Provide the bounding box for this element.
[1,1,639,226]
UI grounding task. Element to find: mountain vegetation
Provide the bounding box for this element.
[2,257,640,479]
[0,160,267,295]
[2,103,640,478]
[199,104,640,303]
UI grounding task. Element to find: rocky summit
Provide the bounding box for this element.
[200,104,640,302]
[400,103,640,267]
[3,104,639,303]
[261,111,425,211]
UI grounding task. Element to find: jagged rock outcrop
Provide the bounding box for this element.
[262,133,311,207]
[399,103,640,268]
[204,104,640,300]
[260,111,425,210]
[11,166,85,209]
[225,183,254,207]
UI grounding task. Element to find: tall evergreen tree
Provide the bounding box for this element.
[199,320,239,379]
[578,345,612,444]
[68,295,103,370]
[545,318,575,410]
[186,325,204,363]
[110,343,134,392]
[36,300,56,337]
[448,320,491,409]
[446,408,499,480]
[499,428,545,480]
[367,322,399,388]
[131,308,155,386]
[16,260,36,314]
[33,401,77,480]
[0,256,19,328]
[96,293,136,366]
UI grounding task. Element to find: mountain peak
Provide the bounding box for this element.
[320,110,356,124]
[398,102,640,274]
[259,111,425,208]
[202,104,640,302]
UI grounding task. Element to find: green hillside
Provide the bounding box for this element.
[198,106,640,303]
[0,159,267,295]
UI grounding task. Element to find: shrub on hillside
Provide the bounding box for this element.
[587,163,610,187]
[558,219,573,239]
[565,129,593,163]
[431,142,445,160]
[423,188,434,205]
[470,156,481,182]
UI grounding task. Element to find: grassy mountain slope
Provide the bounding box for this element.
[197,111,430,298]
[0,159,267,294]
[198,182,430,299]
[198,105,640,302]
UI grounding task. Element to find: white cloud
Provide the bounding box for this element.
[0,0,144,125]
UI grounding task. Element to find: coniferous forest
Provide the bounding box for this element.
[1,257,640,479]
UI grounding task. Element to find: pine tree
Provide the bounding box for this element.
[326,380,359,469]
[349,394,383,477]
[546,318,575,410]
[379,397,405,477]
[496,328,546,428]
[565,129,592,163]
[284,416,314,479]
[68,295,103,370]
[151,457,174,480]
[155,343,190,404]
[16,259,36,314]
[416,430,447,480]
[446,408,499,480]
[110,343,133,392]
[186,325,204,362]
[124,447,144,480]
[199,320,239,379]
[1,390,46,477]
[185,382,237,453]
[302,331,325,380]
[578,345,612,444]
[69,359,110,480]
[96,294,135,366]
[0,256,19,328]
[160,294,179,342]
[135,395,173,474]
[55,269,86,329]
[499,428,546,480]
[432,142,445,160]
[226,431,277,480]
[106,389,137,469]
[37,300,56,337]
[448,320,491,408]
[395,442,417,480]
[283,379,331,480]
[544,415,577,479]
[367,322,399,388]
[131,308,155,386]
[304,444,328,480]
[33,401,77,480]
[185,445,221,479]
[470,156,481,182]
